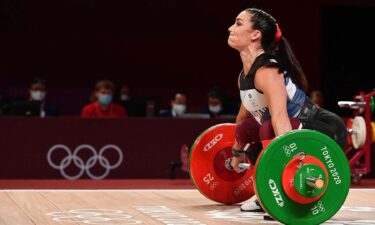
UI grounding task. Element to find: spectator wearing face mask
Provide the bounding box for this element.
[200,86,236,118]
[81,80,127,119]
[29,77,59,117]
[159,91,187,117]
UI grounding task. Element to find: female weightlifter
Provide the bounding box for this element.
[227,8,347,212]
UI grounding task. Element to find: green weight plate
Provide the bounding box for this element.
[254,129,350,225]
[370,96,375,115]
[294,164,327,198]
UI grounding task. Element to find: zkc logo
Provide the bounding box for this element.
[203,134,223,152]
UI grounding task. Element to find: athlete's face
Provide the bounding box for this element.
[228,11,261,50]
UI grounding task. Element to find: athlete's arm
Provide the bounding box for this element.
[255,67,292,136]
[233,74,253,150]
[230,103,251,172]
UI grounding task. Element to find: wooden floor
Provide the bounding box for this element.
[0,189,375,225]
[0,179,195,189]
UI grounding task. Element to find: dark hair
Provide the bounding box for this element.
[245,8,309,92]
[30,77,47,87]
[208,86,225,101]
[95,80,115,92]
[310,90,323,98]
[172,90,187,100]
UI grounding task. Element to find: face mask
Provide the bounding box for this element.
[172,104,186,116]
[98,94,113,106]
[120,94,130,101]
[30,91,46,101]
[209,104,222,114]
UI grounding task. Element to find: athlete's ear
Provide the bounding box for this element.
[250,29,262,41]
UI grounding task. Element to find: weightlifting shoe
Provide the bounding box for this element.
[240,198,265,212]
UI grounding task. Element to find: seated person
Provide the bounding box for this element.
[81,80,127,119]
[200,86,236,118]
[310,90,324,108]
[159,91,187,118]
[117,84,146,117]
[29,77,59,117]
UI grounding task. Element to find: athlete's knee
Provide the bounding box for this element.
[331,116,347,149]
[321,111,347,149]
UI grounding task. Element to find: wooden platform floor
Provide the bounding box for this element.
[0,189,374,225]
[1,179,375,189]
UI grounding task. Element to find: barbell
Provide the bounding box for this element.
[338,96,374,115]
[189,123,350,225]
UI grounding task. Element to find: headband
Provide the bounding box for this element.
[275,23,282,43]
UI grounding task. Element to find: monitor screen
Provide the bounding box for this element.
[8,99,41,117]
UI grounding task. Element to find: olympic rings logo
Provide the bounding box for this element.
[283,145,292,157]
[47,209,142,224]
[47,144,123,180]
[311,201,326,215]
[317,201,326,212]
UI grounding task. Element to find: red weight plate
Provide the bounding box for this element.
[282,155,329,204]
[261,139,273,149]
[189,123,255,204]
